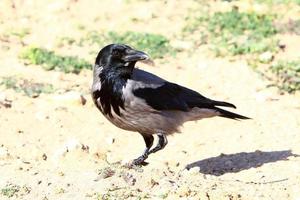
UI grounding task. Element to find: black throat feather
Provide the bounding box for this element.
[93,69,129,118]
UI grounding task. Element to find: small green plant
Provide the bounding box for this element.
[9,28,30,39]
[77,24,86,31]
[1,184,20,198]
[0,77,55,97]
[11,29,29,38]
[270,59,300,93]
[183,8,278,56]
[20,47,92,73]
[97,193,114,200]
[58,37,76,46]
[82,31,175,59]
[157,193,168,199]
[207,9,276,37]
[56,188,66,194]
[0,77,17,89]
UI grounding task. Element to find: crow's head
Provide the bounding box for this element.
[95,44,149,76]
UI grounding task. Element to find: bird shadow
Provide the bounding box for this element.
[186,150,299,176]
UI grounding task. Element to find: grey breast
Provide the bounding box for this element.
[117,69,186,135]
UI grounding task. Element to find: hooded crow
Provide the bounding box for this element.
[91,44,250,165]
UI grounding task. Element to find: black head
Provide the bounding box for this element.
[95,44,149,76]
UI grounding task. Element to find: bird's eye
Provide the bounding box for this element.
[112,49,122,57]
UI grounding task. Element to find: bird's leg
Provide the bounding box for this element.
[132,134,154,165]
[148,133,168,154]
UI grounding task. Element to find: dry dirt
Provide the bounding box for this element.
[0,0,300,199]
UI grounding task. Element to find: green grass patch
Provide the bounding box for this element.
[3,28,30,41]
[0,77,55,97]
[183,8,278,56]
[10,28,30,39]
[20,47,92,73]
[81,31,175,59]
[57,36,76,46]
[269,59,300,93]
[1,184,20,198]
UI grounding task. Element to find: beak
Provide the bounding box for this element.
[123,49,150,62]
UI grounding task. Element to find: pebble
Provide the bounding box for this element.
[52,138,89,161]
[259,51,273,63]
[35,111,49,121]
[0,146,10,159]
[0,93,12,108]
[42,153,47,161]
[50,92,87,106]
[105,137,115,145]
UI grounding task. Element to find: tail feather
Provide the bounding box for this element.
[212,100,236,109]
[214,107,251,120]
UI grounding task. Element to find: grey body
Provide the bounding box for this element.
[91,44,249,165]
[92,66,219,135]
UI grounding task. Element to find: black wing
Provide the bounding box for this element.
[133,82,236,111]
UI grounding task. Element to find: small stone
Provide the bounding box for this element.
[80,95,87,105]
[105,137,115,145]
[0,93,12,108]
[53,138,89,161]
[278,41,286,50]
[0,146,10,159]
[42,153,47,161]
[35,112,49,121]
[50,92,86,106]
[259,51,274,63]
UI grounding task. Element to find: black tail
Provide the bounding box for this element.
[214,107,251,120]
[212,100,236,109]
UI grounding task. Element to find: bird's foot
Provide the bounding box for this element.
[131,155,149,166]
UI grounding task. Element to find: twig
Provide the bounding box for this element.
[225,178,289,185]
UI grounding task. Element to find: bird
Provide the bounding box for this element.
[91,44,250,165]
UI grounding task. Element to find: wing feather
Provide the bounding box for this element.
[133,81,236,111]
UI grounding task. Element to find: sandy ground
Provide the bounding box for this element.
[0,0,300,199]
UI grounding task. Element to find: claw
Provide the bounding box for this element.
[132,154,149,166]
